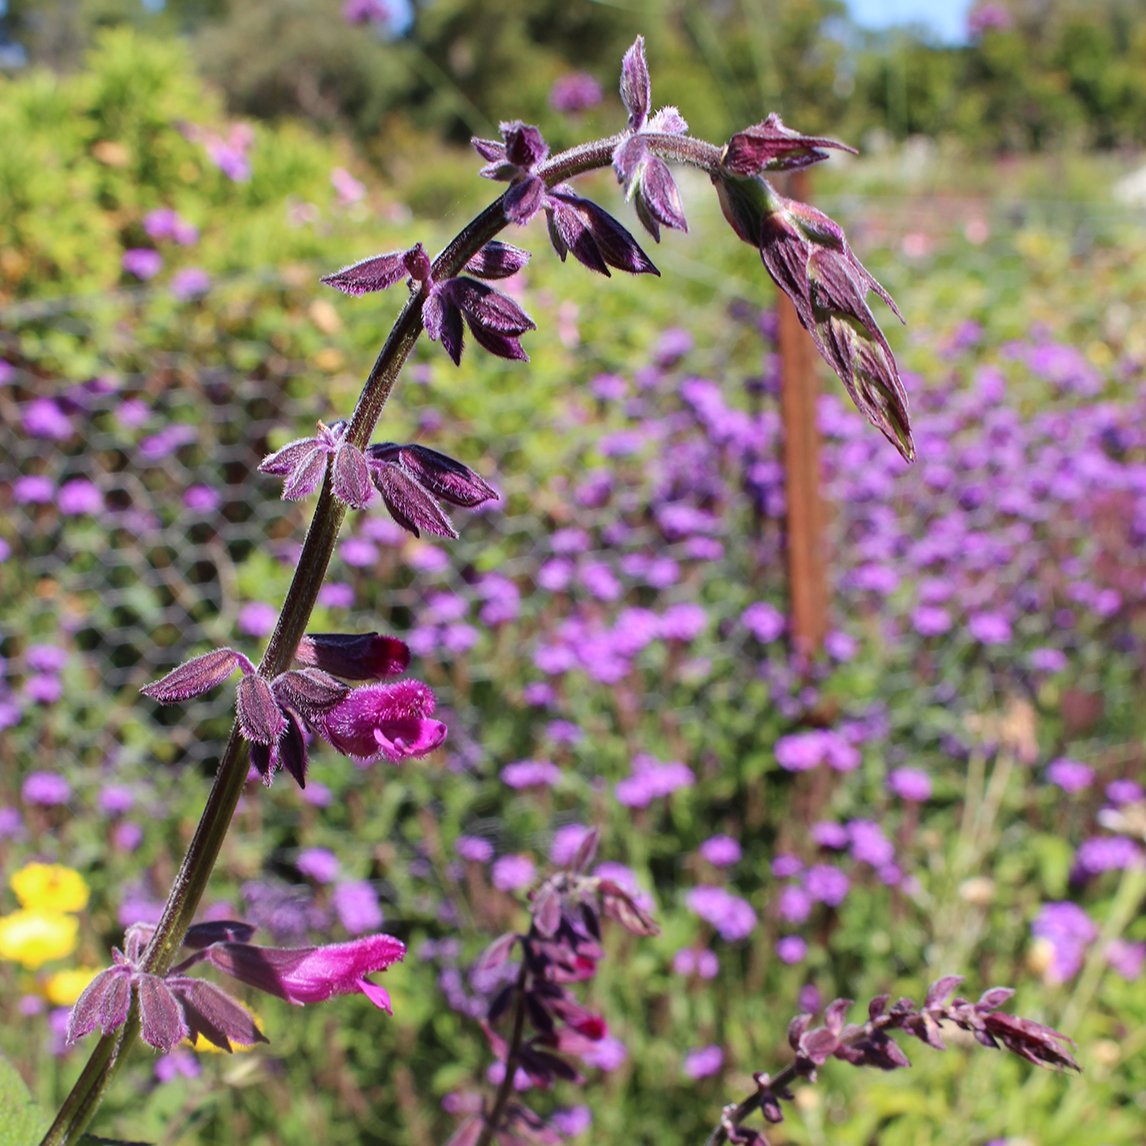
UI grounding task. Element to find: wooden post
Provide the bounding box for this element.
[777,169,829,661]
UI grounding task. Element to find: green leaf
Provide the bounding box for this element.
[0,1051,49,1146]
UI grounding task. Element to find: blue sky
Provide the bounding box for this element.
[845,0,974,43]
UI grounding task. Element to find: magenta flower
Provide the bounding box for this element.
[319,679,445,765]
[211,932,406,1013]
[142,633,442,785]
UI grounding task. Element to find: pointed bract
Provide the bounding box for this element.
[142,648,248,703]
[722,114,857,176]
[137,971,189,1051]
[170,976,267,1052]
[369,460,459,538]
[396,445,499,508]
[321,250,413,296]
[620,36,651,129]
[546,189,659,276]
[465,241,531,280]
[236,673,287,745]
[332,441,373,509]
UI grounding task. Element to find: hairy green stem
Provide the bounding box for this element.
[42,124,696,1146]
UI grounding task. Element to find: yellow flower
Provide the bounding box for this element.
[0,910,79,969]
[43,966,102,1006]
[10,863,90,914]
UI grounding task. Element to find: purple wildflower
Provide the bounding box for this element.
[122,248,163,280]
[741,601,786,642]
[698,835,741,867]
[550,824,595,867]
[550,72,603,114]
[672,947,720,979]
[1073,837,1143,875]
[333,880,384,934]
[22,772,71,806]
[491,854,536,893]
[1106,940,1145,981]
[683,1044,723,1079]
[805,864,850,907]
[887,767,933,802]
[1031,902,1098,984]
[685,886,757,942]
[501,759,562,789]
[456,836,494,864]
[297,848,340,884]
[968,611,1012,645]
[22,399,72,440]
[1045,758,1094,794]
[170,268,211,300]
[776,935,808,964]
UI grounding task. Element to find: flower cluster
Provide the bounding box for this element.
[473,122,659,279]
[141,632,445,785]
[445,831,659,1145]
[67,919,405,1053]
[715,977,1078,1145]
[322,240,536,364]
[258,418,498,535]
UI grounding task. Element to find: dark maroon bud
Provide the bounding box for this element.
[236,674,287,745]
[295,633,411,680]
[183,921,258,949]
[868,994,890,1020]
[141,647,249,702]
[486,983,515,1025]
[276,711,309,788]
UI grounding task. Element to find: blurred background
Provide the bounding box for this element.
[1,2,1145,1144]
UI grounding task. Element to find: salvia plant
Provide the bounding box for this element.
[38,37,1077,1146]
